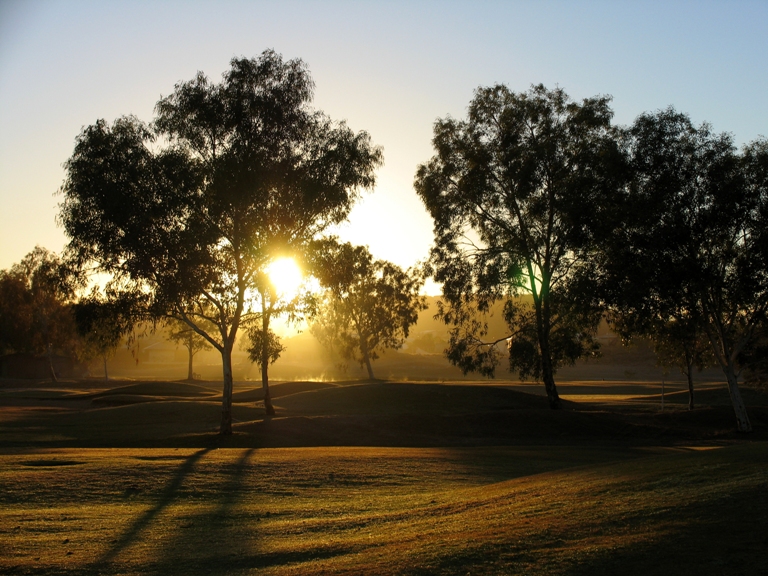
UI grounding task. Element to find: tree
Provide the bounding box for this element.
[74,288,139,381]
[245,322,285,397]
[415,85,623,408]
[242,266,309,415]
[0,247,80,381]
[600,108,768,432]
[612,312,712,411]
[59,50,382,433]
[166,317,212,381]
[310,241,427,380]
[652,321,713,411]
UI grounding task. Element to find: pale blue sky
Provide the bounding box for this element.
[1,0,766,276]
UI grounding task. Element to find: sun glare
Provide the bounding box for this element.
[267,257,304,298]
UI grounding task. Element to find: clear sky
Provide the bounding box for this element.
[1,0,767,285]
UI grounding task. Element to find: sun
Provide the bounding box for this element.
[266,257,304,298]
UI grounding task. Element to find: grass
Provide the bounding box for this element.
[1,444,766,575]
[1,377,767,574]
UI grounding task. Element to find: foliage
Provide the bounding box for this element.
[58,50,382,432]
[0,247,80,379]
[165,316,212,380]
[310,240,427,379]
[73,288,141,379]
[600,108,768,431]
[415,84,621,407]
[245,326,285,368]
[166,318,212,355]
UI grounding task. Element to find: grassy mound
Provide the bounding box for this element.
[86,381,219,399]
[231,380,337,403]
[2,379,767,449]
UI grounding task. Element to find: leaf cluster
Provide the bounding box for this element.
[0,247,81,357]
[601,108,768,377]
[73,288,144,361]
[416,85,617,379]
[310,240,427,371]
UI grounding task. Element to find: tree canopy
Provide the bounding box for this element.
[600,108,768,432]
[0,247,80,380]
[310,240,427,380]
[415,84,623,408]
[59,50,383,433]
[74,289,140,381]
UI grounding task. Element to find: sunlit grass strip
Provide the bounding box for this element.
[1,444,766,575]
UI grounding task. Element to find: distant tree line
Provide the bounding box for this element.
[2,51,765,434]
[0,246,140,381]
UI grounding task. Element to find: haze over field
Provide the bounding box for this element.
[1,1,767,280]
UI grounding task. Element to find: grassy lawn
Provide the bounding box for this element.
[1,378,766,574]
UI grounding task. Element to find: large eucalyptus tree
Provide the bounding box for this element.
[415,85,624,408]
[59,50,382,433]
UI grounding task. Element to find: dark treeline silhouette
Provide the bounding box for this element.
[0,247,81,380]
[598,109,768,432]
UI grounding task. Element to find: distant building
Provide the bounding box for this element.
[141,341,179,364]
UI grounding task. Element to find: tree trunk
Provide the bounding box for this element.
[261,360,275,416]
[364,353,375,380]
[187,345,194,381]
[261,314,275,416]
[535,305,561,409]
[686,366,693,410]
[220,344,234,435]
[359,336,375,380]
[103,355,109,382]
[541,355,561,409]
[46,343,58,383]
[684,348,694,410]
[724,364,752,433]
[530,272,561,410]
[686,370,694,411]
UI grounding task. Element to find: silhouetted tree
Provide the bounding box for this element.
[59,50,382,433]
[415,85,623,408]
[243,266,310,415]
[166,317,212,381]
[311,241,427,380]
[74,288,140,381]
[245,322,285,405]
[601,109,768,432]
[613,312,712,411]
[0,247,80,381]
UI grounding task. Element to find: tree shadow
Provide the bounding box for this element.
[548,482,768,576]
[91,447,212,570]
[132,448,353,575]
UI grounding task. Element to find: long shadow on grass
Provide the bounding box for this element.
[92,447,212,570]
[557,484,768,576]
[142,448,354,575]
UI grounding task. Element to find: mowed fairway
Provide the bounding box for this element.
[1,379,767,574]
